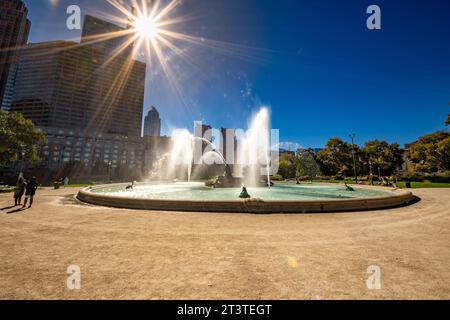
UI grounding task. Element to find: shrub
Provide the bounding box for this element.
[270,174,284,181]
[401,173,450,183]
[297,175,313,181]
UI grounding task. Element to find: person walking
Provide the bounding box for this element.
[63,177,69,188]
[392,175,398,189]
[23,177,39,208]
[14,177,26,206]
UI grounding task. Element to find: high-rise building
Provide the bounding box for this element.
[144,135,172,172]
[1,63,18,110]
[81,15,132,56]
[4,14,147,178]
[0,0,31,108]
[195,122,212,141]
[11,16,146,137]
[193,122,212,164]
[143,106,161,137]
[220,127,237,165]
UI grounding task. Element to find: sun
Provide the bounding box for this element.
[101,0,260,106]
[133,16,159,41]
[104,0,205,64]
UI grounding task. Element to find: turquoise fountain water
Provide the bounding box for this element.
[78,108,413,212]
[91,182,396,201]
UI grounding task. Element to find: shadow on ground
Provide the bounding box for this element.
[60,194,97,207]
[1,205,29,214]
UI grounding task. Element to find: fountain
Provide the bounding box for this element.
[239,108,272,188]
[145,108,273,188]
[77,108,415,213]
[147,133,230,184]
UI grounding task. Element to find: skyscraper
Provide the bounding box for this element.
[1,63,18,110]
[81,15,132,56]
[11,13,146,138]
[11,40,146,137]
[0,0,31,108]
[143,106,161,137]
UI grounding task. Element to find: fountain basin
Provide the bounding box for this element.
[77,182,415,213]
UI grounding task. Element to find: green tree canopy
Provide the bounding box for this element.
[437,137,450,171]
[277,152,297,179]
[316,138,359,176]
[0,110,46,166]
[446,114,450,126]
[409,131,450,173]
[296,149,321,180]
[362,140,404,176]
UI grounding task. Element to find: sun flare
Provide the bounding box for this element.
[104,0,190,66]
[95,0,266,109]
[133,16,159,41]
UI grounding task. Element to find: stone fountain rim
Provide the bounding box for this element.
[76,182,416,214]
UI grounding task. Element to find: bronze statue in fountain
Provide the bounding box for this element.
[206,165,273,188]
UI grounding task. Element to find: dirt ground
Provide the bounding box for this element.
[0,187,449,300]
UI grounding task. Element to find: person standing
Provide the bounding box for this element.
[14,177,26,206]
[392,175,398,189]
[23,177,38,208]
[63,177,69,188]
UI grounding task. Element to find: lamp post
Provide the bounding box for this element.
[108,161,112,184]
[349,134,358,184]
[16,146,25,180]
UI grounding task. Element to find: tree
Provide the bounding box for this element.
[0,110,46,166]
[446,114,450,126]
[362,140,404,176]
[316,138,359,177]
[437,137,450,171]
[409,131,450,173]
[296,149,321,180]
[277,152,297,179]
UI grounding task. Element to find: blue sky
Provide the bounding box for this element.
[24,0,450,148]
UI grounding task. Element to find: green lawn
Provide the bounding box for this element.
[2,184,92,191]
[311,179,450,188]
[42,184,92,189]
[3,181,450,192]
[395,181,450,188]
[66,184,92,188]
[0,186,14,193]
